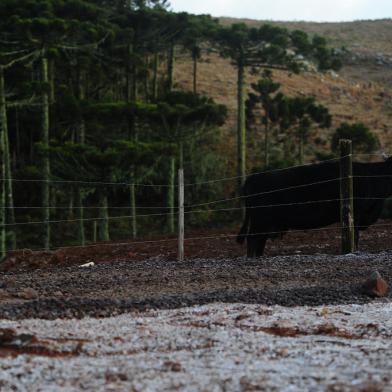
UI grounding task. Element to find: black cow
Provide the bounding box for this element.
[237,157,392,257]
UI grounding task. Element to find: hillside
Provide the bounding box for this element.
[221,18,392,86]
[220,18,392,54]
[175,18,392,168]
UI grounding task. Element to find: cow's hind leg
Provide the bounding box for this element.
[355,227,360,251]
[247,235,267,257]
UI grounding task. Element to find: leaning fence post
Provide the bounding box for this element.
[178,169,184,262]
[339,139,355,254]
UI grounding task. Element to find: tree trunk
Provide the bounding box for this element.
[299,133,304,165]
[282,128,291,162]
[68,189,74,219]
[49,59,55,104]
[98,190,109,242]
[41,56,51,250]
[77,68,86,144]
[144,56,149,101]
[75,187,85,246]
[166,43,175,93]
[0,67,7,258]
[126,44,137,140]
[126,47,138,238]
[15,107,21,167]
[4,129,15,250]
[29,128,34,163]
[237,58,246,191]
[264,119,270,168]
[179,139,184,170]
[168,158,175,233]
[76,67,86,245]
[93,220,97,243]
[0,135,5,259]
[152,51,159,101]
[0,68,15,250]
[193,53,198,95]
[127,44,137,102]
[130,182,137,239]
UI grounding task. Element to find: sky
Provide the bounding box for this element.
[170,0,392,22]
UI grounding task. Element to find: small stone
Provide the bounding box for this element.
[164,361,182,372]
[18,288,39,300]
[79,262,95,268]
[363,271,388,297]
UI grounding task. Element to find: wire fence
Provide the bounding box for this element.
[5,221,392,255]
[2,196,391,227]
[2,156,343,188]
[1,153,392,257]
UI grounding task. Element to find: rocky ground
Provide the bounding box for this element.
[1,224,392,390]
[1,303,392,391]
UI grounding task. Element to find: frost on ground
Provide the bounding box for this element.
[1,302,392,392]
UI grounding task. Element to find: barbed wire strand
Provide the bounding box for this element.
[6,178,172,188]
[353,153,389,158]
[186,197,392,214]
[0,211,171,227]
[5,205,177,210]
[1,176,347,214]
[5,195,385,211]
[183,156,343,187]
[188,172,392,209]
[186,176,343,208]
[1,153,388,190]
[3,195,391,227]
[0,155,349,189]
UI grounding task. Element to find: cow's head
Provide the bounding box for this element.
[384,154,392,168]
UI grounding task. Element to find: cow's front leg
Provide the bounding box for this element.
[247,235,267,257]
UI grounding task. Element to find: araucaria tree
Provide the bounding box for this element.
[216,23,341,189]
[331,122,379,155]
[246,70,281,168]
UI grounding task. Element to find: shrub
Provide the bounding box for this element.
[331,122,379,154]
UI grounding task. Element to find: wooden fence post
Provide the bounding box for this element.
[178,169,184,262]
[130,182,137,239]
[168,158,175,233]
[339,139,355,254]
[93,220,97,243]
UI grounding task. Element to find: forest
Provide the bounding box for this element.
[0,0,369,255]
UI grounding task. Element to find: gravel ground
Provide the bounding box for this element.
[1,302,392,391]
[1,221,391,273]
[0,252,391,319]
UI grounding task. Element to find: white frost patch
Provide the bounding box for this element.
[1,302,392,391]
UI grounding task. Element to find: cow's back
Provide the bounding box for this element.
[244,159,392,232]
[245,161,340,204]
[244,162,341,231]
